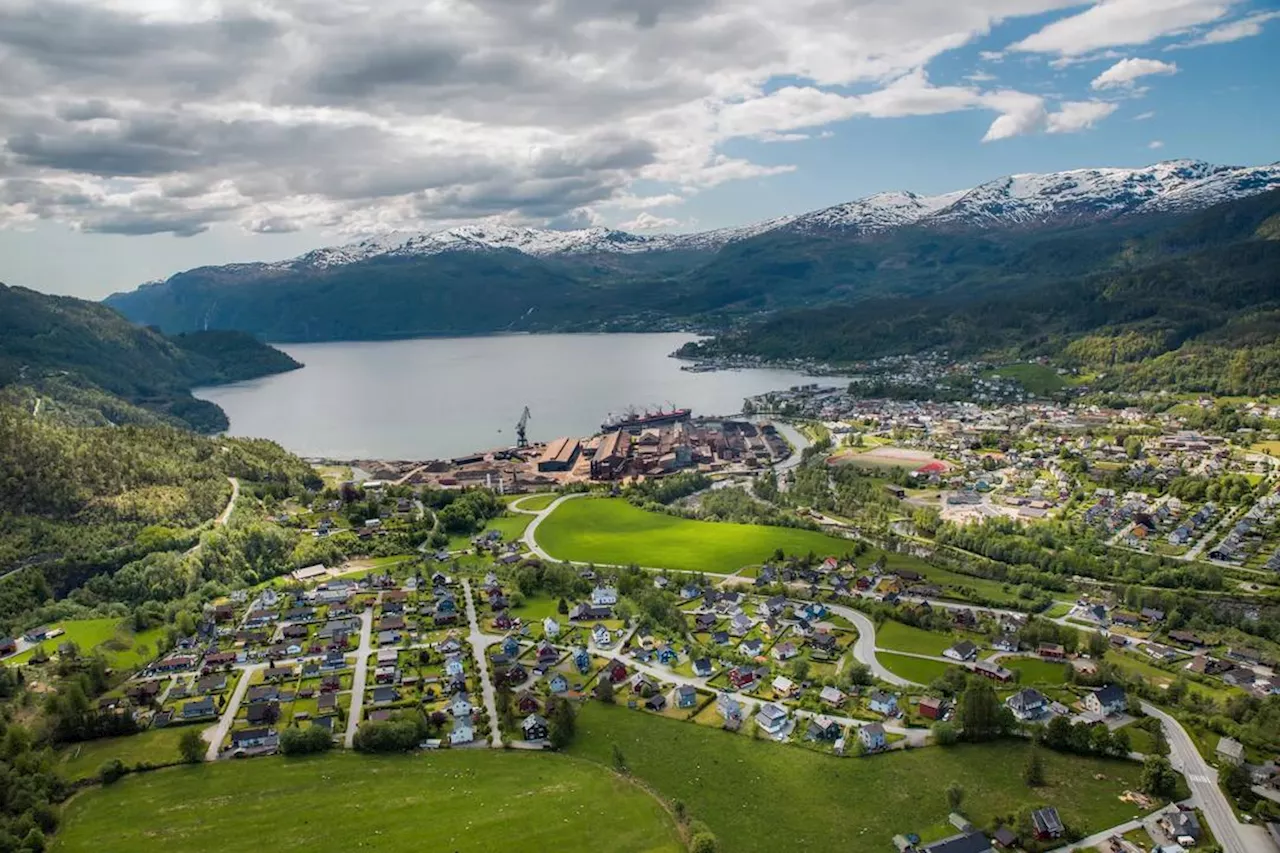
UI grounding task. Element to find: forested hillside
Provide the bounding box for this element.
[0,284,301,431]
[0,405,321,630]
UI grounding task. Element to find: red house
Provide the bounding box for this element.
[1038,643,1066,659]
[606,661,628,683]
[918,697,946,720]
[727,667,757,690]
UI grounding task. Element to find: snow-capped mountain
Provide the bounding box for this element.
[255,159,1278,275]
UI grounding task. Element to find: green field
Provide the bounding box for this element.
[1003,657,1071,686]
[8,619,161,669]
[450,512,534,550]
[876,651,960,684]
[875,621,959,657]
[536,498,856,573]
[54,751,682,853]
[568,703,1153,853]
[512,493,558,512]
[982,363,1067,395]
[56,727,191,781]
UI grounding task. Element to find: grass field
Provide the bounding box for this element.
[54,751,682,853]
[536,498,856,573]
[875,621,960,657]
[876,651,960,684]
[982,363,1066,395]
[568,703,1153,853]
[1002,657,1071,686]
[8,619,161,669]
[513,493,558,512]
[56,728,191,781]
[449,512,534,551]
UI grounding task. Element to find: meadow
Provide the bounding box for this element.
[876,651,960,684]
[875,620,963,656]
[53,751,682,853]
[8,619,163,669]
[511,493,558,512]
[56,727,191,781]
[535,497,857,573]
[568,703,1155,853]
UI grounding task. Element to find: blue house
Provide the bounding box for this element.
[502,636,520,657]
[573,647,591,674]
[868,691,899,716]
[802,602,828,620]
[858,722,887,751]
[657,645,678,665]
[549,672,569,694]
[676,685,698,708]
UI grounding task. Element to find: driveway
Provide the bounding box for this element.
[461,579,502,747]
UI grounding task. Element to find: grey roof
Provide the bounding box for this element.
[922,832,994,853]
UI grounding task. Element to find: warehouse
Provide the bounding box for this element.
[590,430,631,479]
[537,437,581,472]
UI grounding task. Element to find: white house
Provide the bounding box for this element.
[1083,684,1125,717]
[858,722,886,752]
[943,640,978,662]
[756,703,790,736]
[542,617,560,639]
[591,587,618,606]
[1006,688,1047,722]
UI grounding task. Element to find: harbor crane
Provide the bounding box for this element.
[516,406,531,448]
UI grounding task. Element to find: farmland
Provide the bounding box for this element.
[53,751,682,853]
[535,497,857,573]
[568,703,1155,853]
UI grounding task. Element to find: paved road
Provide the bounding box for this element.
[767,420,810,491]
[825,602,916,687]
[1048,818,1144,853]
[344,606,374,748]
[204,665,256,760]
[1140,702,1260,853]
[461,579,502,747]
[519,492,585,561]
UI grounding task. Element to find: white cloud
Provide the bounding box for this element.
[1046,100,1119,133]
[1134,110,1156,120]
[1149,139,1164,149]
[965,71,997,82]
[1170,10,1280,46]
[1091,57,1178,89]
[1012,0,1239,56]
[619,211,680,230]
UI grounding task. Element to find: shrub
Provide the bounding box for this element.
[98,759,127,785]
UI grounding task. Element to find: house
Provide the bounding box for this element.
[727,666,758,690]
[536,641,559,665]
[1216,736,1244,765]
[692,658,714,678]
[944,640,978,662]
[739,637,763,657]
[182,696,216,719]
[991,827,1017,850]
[1083,684,1126,717]
[676,685,698,709]
[516,691,540,714]
[444,655,465,678]
[450,719,475,745]
[372,687,401,706]
[991,636,1018,653]
[771,675,797,698]
[771,641,799,661]
[756,703,789,736]
[569,603,611,622]
[680,583,701,599]
[919,696,947,720]
[645,693,667,712]
[656,645,678,665]
[819,685,846,707]
[807,715,842,742]
[1221,667,1257,688]
[868,691,898,716]
[1006,688,1047,722]
[760,595,788,619]
[548,673,569,694]
[858,722,886,751]
[712,630,731,646]
[573,647,591,674]
[592,624,614,648]
[920,833,994,853]
[694,613,717,631]
[247,685,279,704]
[730,613,753,636]
[1038,643,1065,660]
[246,702,279,725]
[591,586,618,606]
[1030,806,1064,840]
[542,617,560,639]
[521,714,549,740]
[1161,809,1202,844]
[230,727,276,751]
[716,693,743,724]
[605,660,628,683]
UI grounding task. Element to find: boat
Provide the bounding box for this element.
[601,406,692,432]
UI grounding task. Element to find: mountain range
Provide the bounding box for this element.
[99,158,1280,394]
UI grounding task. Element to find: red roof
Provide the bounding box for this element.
[914,461,949,475]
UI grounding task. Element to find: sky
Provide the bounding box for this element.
[0,0,1278,299]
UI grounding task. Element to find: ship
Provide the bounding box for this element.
[601,406,692,432]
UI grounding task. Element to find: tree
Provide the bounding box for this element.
[932,721,959,746]
[957,678,1005,742]
[1023,746,1045,787]
[946,781,965,812]
[98,759,127,784]
[178,728,205,763]
[790,659,810,681]
[1086,631,1108,659]
[595,678,615,705]
[280,724,334,755]
[1140,755,1178,799]
[689,833,720,853]
[557,598,569,615]
[611,742,628,772]
[547,697,576,749]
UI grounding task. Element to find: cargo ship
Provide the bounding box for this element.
[601,406,692,432]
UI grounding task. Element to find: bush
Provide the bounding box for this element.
[353,719,423,753]
[98,759,127,785]
[178,728,205,763]
[932,721,959,746]
[280,724,334,756]
[690,832,720,853]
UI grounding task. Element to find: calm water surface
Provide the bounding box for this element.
[195,333,841,459]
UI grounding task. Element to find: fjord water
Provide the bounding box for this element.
[195,333,839,459]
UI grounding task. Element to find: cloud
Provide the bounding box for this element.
[1046,100,1119,133]
[619,211,680,230]
[1169,10,1280,46]
[0,0,1111,238]
[1149,139,1164,149]
[1091,57,1178,89]
[1012,0,1238,56]
[1133,110,1156,120]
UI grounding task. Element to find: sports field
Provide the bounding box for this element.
[568,703,1158,853]
[535,498,857,573]
[53,751,682,853]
